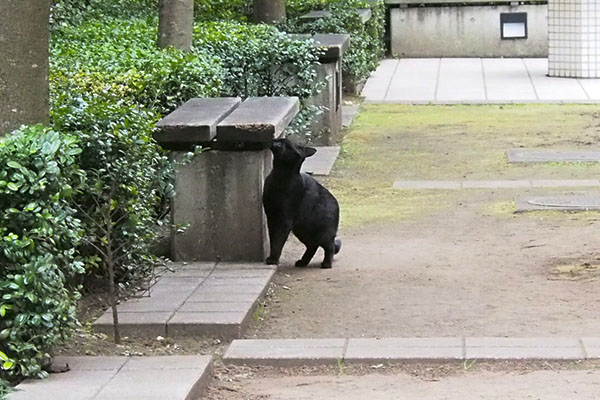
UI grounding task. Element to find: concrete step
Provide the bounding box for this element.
[8,355,212,400]
[223,337,600,366]
[93,262,275,339]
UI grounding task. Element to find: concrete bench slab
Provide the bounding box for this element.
[358,8,372,23]
[216,97,300,144]
[516,195,600,212]
[93,262,275,339]
[8,356,212,400]
[312,34,351,61]
[301,146,340,176]
[154,98,241,149]
[508,149,600,163]
[299,10,333,20]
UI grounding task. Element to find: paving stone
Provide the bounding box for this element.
[93,312,172,337]
[301,146,340,176]
[465,337,584,360]
[345,338,464,362]
[186,292,263,303]
[155,276,208,285]
[215,262,275,270]
[94,356,212,400]
[209,269,275,279]
[216,97,300,144]
[462,180,532,189]
[508,149,600,163]
[192,284,266,295]
[8,370,118,400]
[178,301,255,312]
[531,179,600,188]
[393,181,461,190]
[154,98,241,147]
[168,311,249,337]
[581,338,600,358]
[201,276,271,287]
[52,356,128,371]
[516,195,600,212]
[224,339,346,366]
[342,105,359,128]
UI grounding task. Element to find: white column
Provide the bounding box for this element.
[548,0,600,78]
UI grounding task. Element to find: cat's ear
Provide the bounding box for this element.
[302,146,317,158]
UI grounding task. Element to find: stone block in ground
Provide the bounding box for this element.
[8,370,118,400]
[465,337,584,360]
[345,338,464,362]
[393,180,461,190]
[200,276,272,287]
[301,146,340,176]
[224,339,346,366]
[516,195,600,212]
[508,149,600,163]
[209,268,275,279]
[186,291,262,303]
[581,338,600,358]
[215,262,275,270]
[167,311,249,338]
[462,180,531,189]
[342,105,359,128]
[93,311,172,337]
[178,301,256,312]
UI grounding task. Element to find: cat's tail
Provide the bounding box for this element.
[334,239,342,254]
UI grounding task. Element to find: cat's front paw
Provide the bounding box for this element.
[265,256,279,265]
[320,262,332,269]
[295,259,309,267]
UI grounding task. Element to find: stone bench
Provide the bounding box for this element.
[155,97,299,262]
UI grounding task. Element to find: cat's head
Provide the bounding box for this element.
[270,138,316,170]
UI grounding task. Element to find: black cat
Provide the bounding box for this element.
[263,138,341,268]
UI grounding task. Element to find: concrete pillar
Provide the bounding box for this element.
[548,0,600,78]
[158,0,194,51]
[0,0,50,134]
[172,150,271,262]
[253,0,286,24]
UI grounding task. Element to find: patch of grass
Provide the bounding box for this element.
[550,262,600,280]
[331,104,600,228]
[482,200,516,217]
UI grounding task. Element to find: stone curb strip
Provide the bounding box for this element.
[301,146,340,176]
[93,262,276,339]
[8,355,213,400]
[223,338,600,366]
[393,180,600,190]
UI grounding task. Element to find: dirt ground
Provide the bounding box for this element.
[243,104,600,339]
[203,360,600,399]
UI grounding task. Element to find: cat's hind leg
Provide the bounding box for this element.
[295,245,318,267]
[320,240,336,269]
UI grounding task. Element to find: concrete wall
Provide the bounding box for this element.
[390,4,548,58]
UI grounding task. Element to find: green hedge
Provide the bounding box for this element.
[0,126,85,379]
[286,0,386,88]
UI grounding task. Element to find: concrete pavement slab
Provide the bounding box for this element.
[508,149,600,163]
[360,59,399,101]
[437,58,486,101]
[386,58,439,102]
[224,339,346,366]
[516,195,600,212]
[582,338,600,358]
[393,181,462,190]
[301,146,340,176]
[345,338,464,361]
[465,337,584,360]
[483,58,537,101]
[523,58,589,101]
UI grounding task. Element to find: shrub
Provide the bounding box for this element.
[195,21,323,100]
[195,0,251,21]
[286,0,386,88]
[0,126,85,378]
[51,17,224,115]
[0,376,11,399]
[50,0,158,27]
[51,94,171,289]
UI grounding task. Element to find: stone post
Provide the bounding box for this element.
[158,0,194,51]
[548,0,600,78]
[253,0,286,24]
[0,0,50,134]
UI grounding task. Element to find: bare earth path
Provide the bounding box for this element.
[246,105,600,338]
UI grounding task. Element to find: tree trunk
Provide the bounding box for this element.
[157,0,194,51]
[0,0,50,135]
[253,0,286,24]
